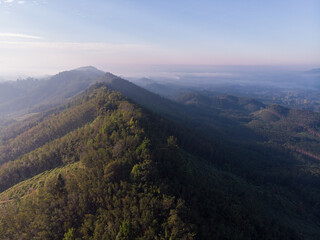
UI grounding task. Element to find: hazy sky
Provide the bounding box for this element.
[0,0,319,76]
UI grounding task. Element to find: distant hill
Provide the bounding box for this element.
[176,92,265,113]
[0,66,105,117]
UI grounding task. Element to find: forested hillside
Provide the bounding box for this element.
[0,73,319,239]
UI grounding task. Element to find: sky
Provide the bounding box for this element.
[0,0,319,76]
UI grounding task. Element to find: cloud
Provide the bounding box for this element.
[0,41,152,52]
[4,0,14,3]
[0,33,43,40]
[18,0,25,4]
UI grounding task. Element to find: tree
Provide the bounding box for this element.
[63,228,75,240]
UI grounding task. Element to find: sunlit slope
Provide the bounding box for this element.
[0,84,109,165]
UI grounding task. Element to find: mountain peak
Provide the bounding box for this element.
[74,66,104,74]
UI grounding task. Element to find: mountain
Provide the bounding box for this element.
[0,84,300,239]
[83,73,320,166]
[0,69,320,239]
[0,66,105,118]
[98,74,262,140]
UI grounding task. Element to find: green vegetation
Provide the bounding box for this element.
[0,75,320,239]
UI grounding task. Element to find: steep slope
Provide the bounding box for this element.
[0,85,106,165]
[117,85,320,239]
[98,73,263,141]
[0,84,313,239]
[98,73,191,120]
[94,75,320,196]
